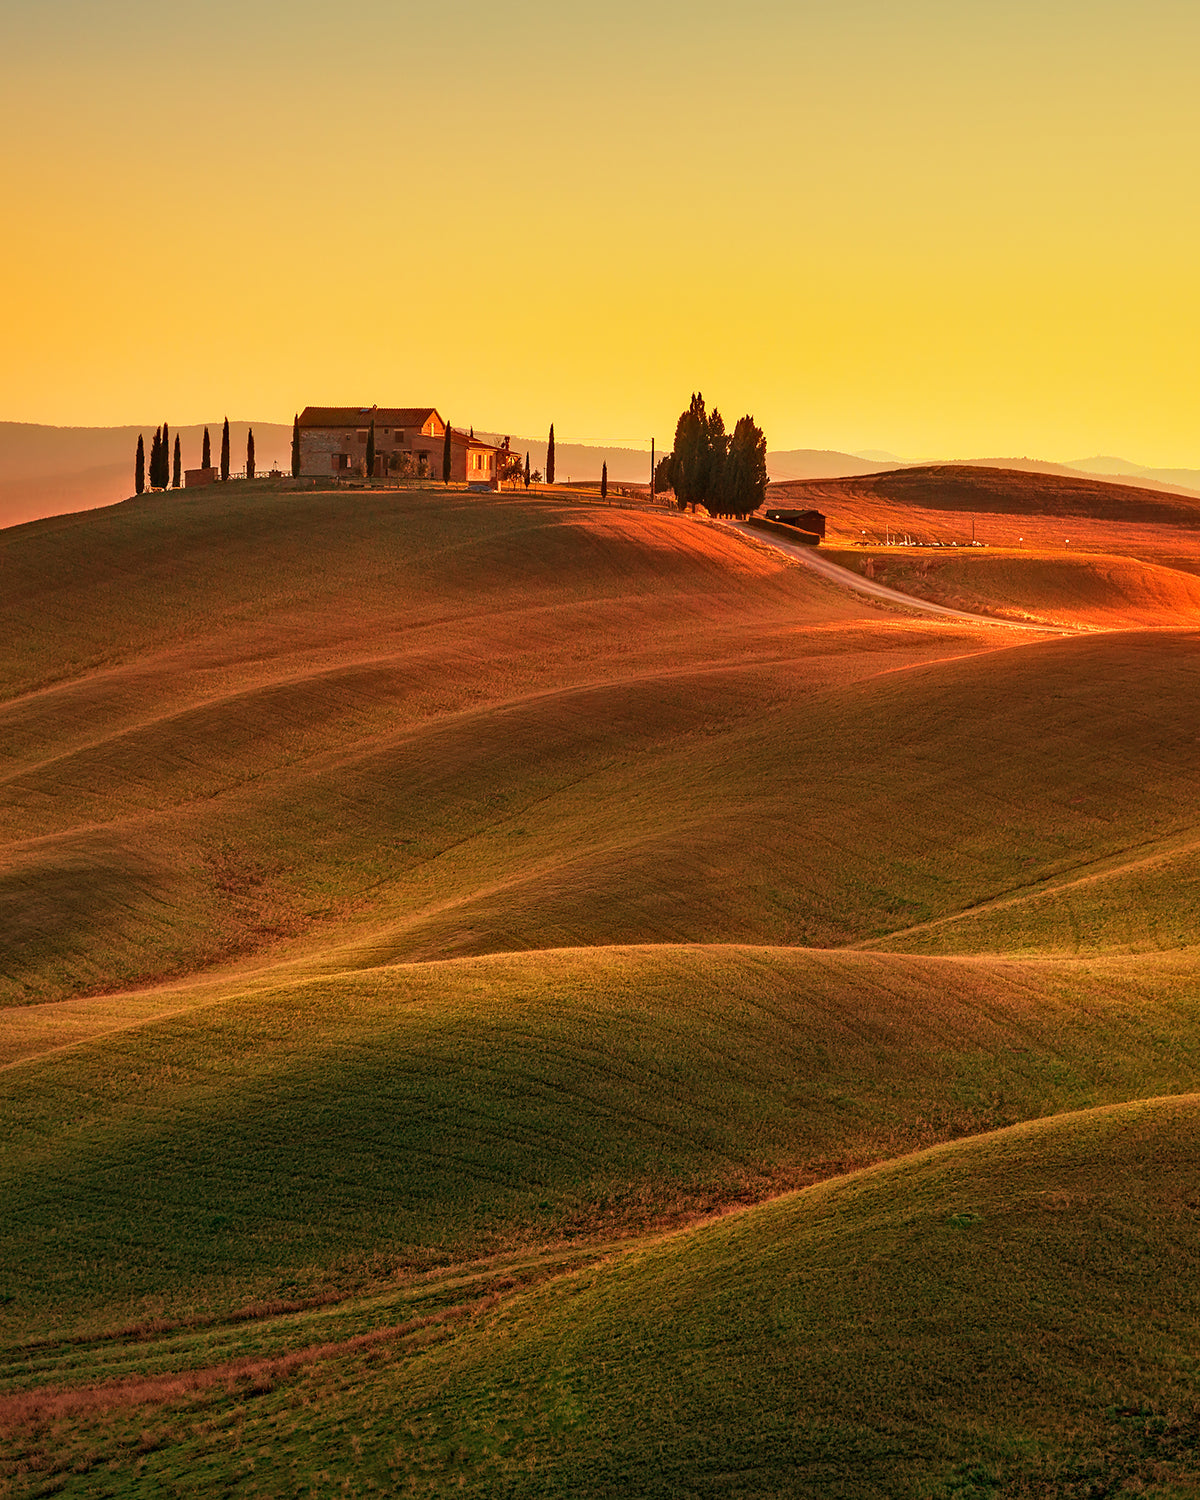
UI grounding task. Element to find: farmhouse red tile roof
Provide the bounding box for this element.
[298,406,440,428]
[297,407,501,450]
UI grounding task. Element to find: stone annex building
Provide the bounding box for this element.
[297,406,508,486]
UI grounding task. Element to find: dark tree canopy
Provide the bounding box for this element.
[546,425,555,486]
[666,395,768,518]
[442,421,452,484]
[706,408,729,514]
[220,418,231,482]
[149,426,168,490]
[600,461,608,499]
[524,452,531,489]
[670,393,710,512]
[247,428,256,481]
[135,434,145,495]
[202,427,212,469]
[723,415,769,518]
[653,453,675,495]
[291,414,300,479]
[172,433,181,489]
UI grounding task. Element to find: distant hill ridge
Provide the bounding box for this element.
[769,462,1200,527]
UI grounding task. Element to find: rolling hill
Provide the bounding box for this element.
[772,462,1200,529]
[3,474,1200,1495]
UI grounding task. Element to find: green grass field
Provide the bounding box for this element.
[4,477,1200,1496]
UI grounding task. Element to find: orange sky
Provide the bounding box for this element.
[3,0,1199,465]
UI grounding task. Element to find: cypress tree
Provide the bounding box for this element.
[150,427,162,489]
[601,461,608,500]
[291,414,300,479]
[524,452,530,489]
[202,427,212,469]
[135,434,145,494]
[442,420,452,484]
[726,415,768,518]
[220,417,230,482]
[365,419,375,480]
[246,428,256,481]
[705,407,729,515]
[161,423,170,489]
[670,393,710,512]
[546,424,555,485]
[172,433,182,488]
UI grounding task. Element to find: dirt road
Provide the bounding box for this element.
[721,520,1071,633]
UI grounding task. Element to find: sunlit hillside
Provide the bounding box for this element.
[4,477,1200,1496]
[773,462,1200,575]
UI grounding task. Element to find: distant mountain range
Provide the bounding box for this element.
[3,421,1199,529]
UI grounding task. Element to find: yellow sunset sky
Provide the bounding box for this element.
[3,0,1199,462]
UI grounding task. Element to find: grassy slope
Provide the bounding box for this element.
[5,943,1200,1346]
[11,1095,1200,1497]
[5,481,1200,1495]
[7,493,1200,1003]
[0,484,874,1001]
[2,484,1035,1005]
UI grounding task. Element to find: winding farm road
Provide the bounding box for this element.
[721,520,1070,634]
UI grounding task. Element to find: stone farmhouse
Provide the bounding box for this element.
[297,406,508,486]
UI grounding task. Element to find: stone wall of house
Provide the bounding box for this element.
[299,415,498,485]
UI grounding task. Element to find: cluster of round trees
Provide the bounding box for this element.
[655,394,768,518]
[134,417,260,494]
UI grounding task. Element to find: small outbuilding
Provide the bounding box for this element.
[764,508,826,537]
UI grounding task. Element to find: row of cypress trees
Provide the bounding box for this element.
[136,423,181,492]
[134,417,258,494]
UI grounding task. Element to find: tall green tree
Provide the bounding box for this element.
[291,414,301,478]
[601,461,608,500]
[653,453,675,496]
[365,419,375,480]
[670,393,709,512]
[135,434,145,494]
[149,427,162,489]
[247,428,256,480]
[524,452,531,489]
[546,424,555,485]
[704,407,730,514]
[202,427,212,469]
[724,415,768,518]
[161,423,170,489]
[220,417,231,482]
[172,433,182,488]
[442,420,452,484]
